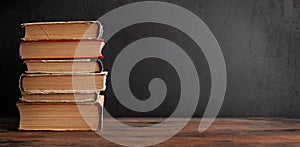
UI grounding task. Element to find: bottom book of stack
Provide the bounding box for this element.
[17,94,104,131]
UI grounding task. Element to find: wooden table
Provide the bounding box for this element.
[1,117,300,146]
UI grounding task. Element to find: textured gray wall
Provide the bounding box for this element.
[0,0,299,117]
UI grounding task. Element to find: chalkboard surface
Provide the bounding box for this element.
[0,0,300,117]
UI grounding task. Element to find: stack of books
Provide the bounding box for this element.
[17,21,107,131]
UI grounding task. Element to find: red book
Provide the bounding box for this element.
[20,39,105,60]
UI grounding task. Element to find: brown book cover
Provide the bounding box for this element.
[20,91,100,103]
[19,72,107,93]
[19,39,105,60]
[21,21,103,40]
[17,95,104,131]
[24,59,103,73]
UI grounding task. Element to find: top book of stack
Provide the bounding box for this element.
[21,21,103,40]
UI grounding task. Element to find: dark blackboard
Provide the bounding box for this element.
[0,0,300,117]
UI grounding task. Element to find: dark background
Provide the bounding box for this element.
[1,0,300,118]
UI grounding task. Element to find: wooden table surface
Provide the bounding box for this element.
[0,117,300,146]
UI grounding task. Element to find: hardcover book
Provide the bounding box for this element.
[24,59,103,73]
[17,96,104,131]
[22,21,103,40]
[19,39,105,60]
[20,72,107,93]
[21,91,100,103]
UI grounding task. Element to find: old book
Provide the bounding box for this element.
[21,91,100,103]
[20,72,107,93]
[20,39,105,60]
[22,21,103,40]
[24,59,103,73]
[17,95,104,131]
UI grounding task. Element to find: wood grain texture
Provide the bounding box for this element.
[0,117,299,146]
